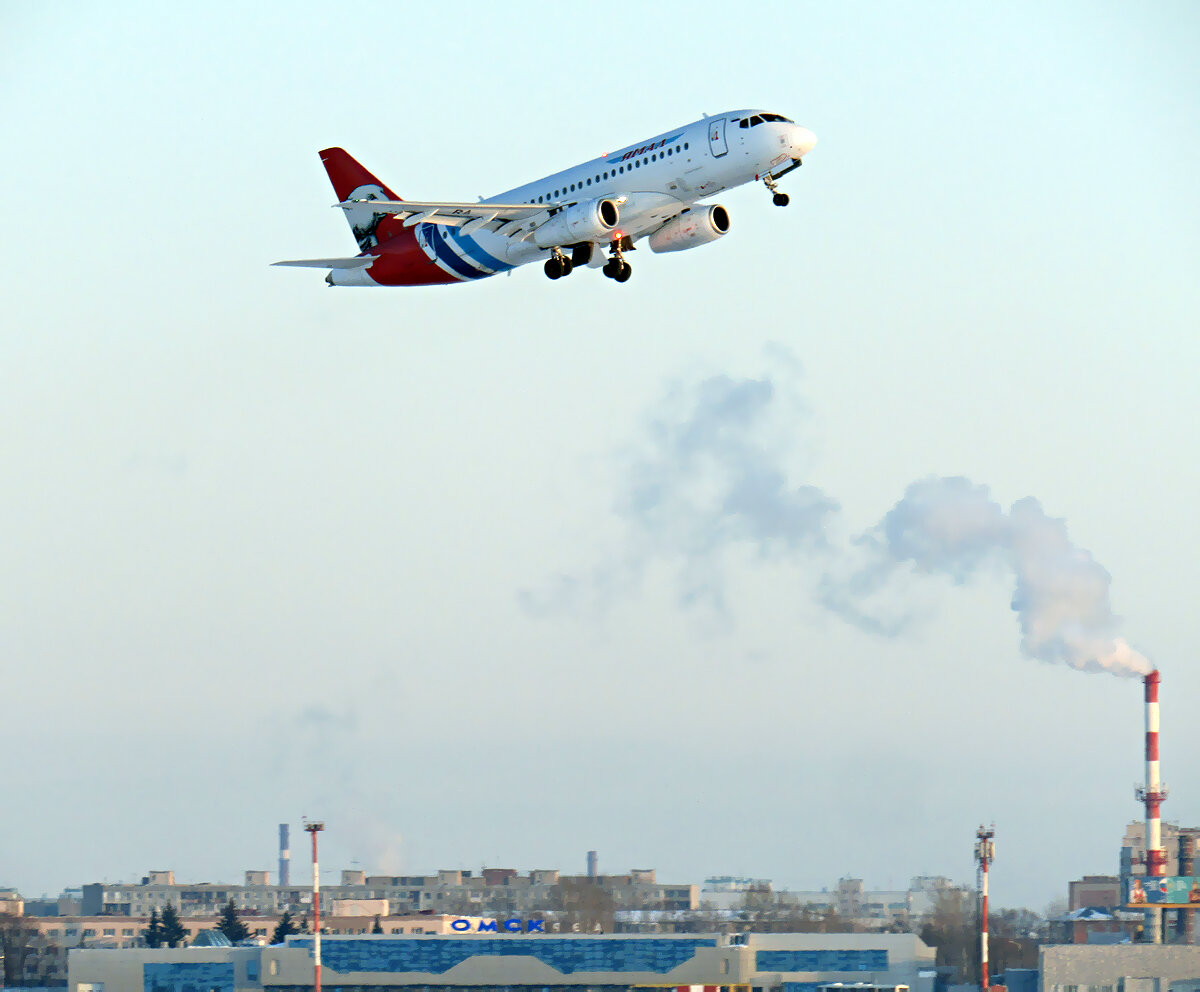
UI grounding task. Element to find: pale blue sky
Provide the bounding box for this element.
[2,1,1198,909]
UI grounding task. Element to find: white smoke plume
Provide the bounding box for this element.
[823,476,1152,677]
[521,371,838,615]
[527,361,1150,678]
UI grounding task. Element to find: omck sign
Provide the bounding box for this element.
[451,918,604,933]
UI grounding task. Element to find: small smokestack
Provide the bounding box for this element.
[586,850,598,880]
[279,823,291,888]
[1178,831,1196,943]
[1135,671,1168,942]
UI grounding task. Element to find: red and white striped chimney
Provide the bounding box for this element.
[1135,671,1168,942]
[1140,670,1168,876]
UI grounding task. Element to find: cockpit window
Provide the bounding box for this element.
[760,113,793,123]
[749,115,764,126]
[739,119,749,129]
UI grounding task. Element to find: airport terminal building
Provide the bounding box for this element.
[69,931,934,992]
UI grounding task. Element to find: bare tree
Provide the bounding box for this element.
[920,892,1045,984]
[550,878,616,933]
[1,913,35,986]
[919,890,976,983]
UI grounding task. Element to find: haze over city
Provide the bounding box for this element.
[2,1,1197,913]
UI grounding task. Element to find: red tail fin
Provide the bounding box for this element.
[318,147,400,202]
[318,148,402,252]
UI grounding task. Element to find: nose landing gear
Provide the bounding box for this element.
[763,173,789,206]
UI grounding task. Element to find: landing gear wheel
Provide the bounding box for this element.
[773,192,790,207]
[605,235,633,282]
[560,257,573,276]
[544,257,564,280]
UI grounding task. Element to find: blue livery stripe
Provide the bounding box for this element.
[425,224,486,280]
[447,229,514,273]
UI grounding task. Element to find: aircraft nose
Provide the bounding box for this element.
[791,126,818,157]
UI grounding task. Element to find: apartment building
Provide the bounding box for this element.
[80,867,698,920]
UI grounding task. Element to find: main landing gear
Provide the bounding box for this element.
[763,173,789,207]
[602,236,633,283]
[544,239,633,283]
[544,244,596,279]
[544,248,573,280]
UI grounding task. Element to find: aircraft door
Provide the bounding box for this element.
[707,117,728,157]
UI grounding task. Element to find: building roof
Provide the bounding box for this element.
[1060,907,1114,921]
[191,930,233,946]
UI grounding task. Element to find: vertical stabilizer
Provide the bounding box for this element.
[319,147,401,251]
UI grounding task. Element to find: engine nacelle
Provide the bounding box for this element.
[648,205,730,253]
[533,198,619,249]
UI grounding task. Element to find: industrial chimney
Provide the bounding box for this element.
[586,851,598,880]
[1178,830,1196,943]
[279,823,291,888]
[1135,670,1168,943]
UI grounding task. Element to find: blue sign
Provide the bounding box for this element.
[450,918,603,934]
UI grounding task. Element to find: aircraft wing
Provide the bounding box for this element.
[338,198,549,236]
[271,256,375,268]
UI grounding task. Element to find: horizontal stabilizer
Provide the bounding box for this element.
[272,256,375,269]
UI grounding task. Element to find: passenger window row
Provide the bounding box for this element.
[528,142,691,204]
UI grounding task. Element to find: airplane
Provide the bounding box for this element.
[274,109,817,287]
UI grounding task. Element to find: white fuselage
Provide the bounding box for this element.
[430,110,815,271]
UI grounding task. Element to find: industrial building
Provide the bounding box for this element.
[7,915,489,987]
[1121,823,1200,882]
[68,931,935,992]
[1067,877,1122,912]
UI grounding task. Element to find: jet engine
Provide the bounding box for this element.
[533,198,619,249]
[647,205,730,253]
